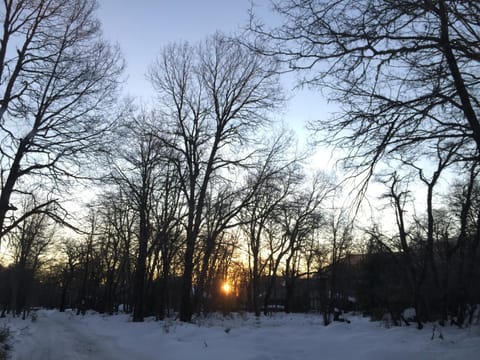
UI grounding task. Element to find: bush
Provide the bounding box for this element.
[0,326,11,360]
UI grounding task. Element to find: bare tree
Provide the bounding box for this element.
[149,33,282,322]
[109,112,162,322]
[192,184,244,314]
[8,201,54,317]
[0,0,123,243]
[248,0,480,325]
[78,188,136,315]
[147,155,185,320]
[280,172,333,313]
[447,163,480,325]
[320,208,354,325]
[93,192,134,315]
[76,209,99,315]
[240,133,300,316]
[57,238,82,312]
[249,0,479,196]
[365,140,467,327]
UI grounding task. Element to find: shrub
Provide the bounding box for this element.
[0,326,11,360]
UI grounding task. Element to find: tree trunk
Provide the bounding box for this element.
[132,207,149,322]
[179,239,195,322]
[438,0,480,153]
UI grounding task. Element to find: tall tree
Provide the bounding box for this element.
[8,201,54,316]
[0,0,123,243]
[240,132,300,316]
[280,172,332,313]
[249,0,479,192]
[110,112,162,322]
[250,1,480,322]
[322,208,354,325]
[447,164,480,324]
[149,153,184,320]
[149,33,282,322]
[57,238,82,312]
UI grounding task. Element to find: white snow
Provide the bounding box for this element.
[402,307,417,321]
[1,309,480,360]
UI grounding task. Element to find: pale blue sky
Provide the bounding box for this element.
[96,1,333,140]
[98,0,265,99]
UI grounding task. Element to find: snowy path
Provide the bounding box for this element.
[10,311,136,360]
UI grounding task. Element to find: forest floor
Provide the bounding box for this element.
[1,309,480,359]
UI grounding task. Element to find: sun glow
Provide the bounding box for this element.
[221,281,231,295]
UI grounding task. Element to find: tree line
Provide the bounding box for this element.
[0,0,479,329]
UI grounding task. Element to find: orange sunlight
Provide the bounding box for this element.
[221,281,231,295]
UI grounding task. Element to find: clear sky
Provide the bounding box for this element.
[97,0,254,99]
[95,1,333,144]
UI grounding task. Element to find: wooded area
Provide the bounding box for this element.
[0,0,479,329]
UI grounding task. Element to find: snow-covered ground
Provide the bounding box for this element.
[1,309,479,360]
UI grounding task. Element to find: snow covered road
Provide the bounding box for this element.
[8,311,137,360]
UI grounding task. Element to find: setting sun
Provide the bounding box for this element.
[221,282,231,295]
